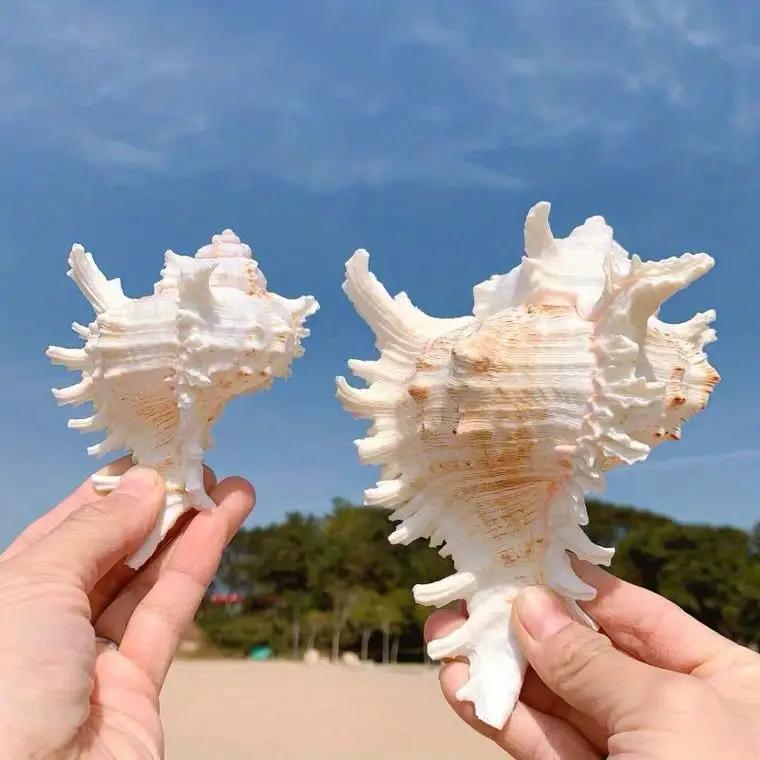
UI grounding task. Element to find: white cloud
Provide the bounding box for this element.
[71,128,166,170]
[0,0,758,189]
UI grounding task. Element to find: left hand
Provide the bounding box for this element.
[0,458,254,759]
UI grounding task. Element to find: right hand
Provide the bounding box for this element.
[426,561,760,759]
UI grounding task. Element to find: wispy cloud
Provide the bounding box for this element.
[647,448,760,471]
[1,0,758,189]
[71,128,166,170]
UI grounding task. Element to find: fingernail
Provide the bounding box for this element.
[117,466,160,494]
[516,586,573,641]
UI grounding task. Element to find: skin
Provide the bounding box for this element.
[0,457,254,759]
[2,464,756,759]
[426,562,760,759]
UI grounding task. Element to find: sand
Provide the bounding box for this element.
[161,659,504,759]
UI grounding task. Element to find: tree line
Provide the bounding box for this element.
[197,498,760,662]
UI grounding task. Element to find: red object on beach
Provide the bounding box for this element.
[210,592,242,605]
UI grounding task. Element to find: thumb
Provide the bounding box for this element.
[23,467,164,591]
[513,585,663,732]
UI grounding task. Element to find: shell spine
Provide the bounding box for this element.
[337,202,718,728]
[49,229,318,568]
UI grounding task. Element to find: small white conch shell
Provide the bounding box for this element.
[48,229,318,568]
[336,202,719,728]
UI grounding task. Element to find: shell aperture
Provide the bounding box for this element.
[48,229,318,568]
[336,202,719,728]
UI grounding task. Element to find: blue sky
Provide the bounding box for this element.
[1,0,758,548]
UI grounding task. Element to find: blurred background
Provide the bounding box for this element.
[1,2,758,758]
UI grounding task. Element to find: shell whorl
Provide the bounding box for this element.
[48,231,318,568]
[336,202,719,728]
[195,228,253,259]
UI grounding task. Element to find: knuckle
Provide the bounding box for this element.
[75,499,115,525]
[104,489,144,513]
[53,505,103,542]
[64,491,152,541]
[86,490,152,530]
[549,626,612,690]
[623,600,683,659]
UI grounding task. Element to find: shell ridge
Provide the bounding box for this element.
[50,232,317,570]
[549,250,719,604]
[336,203,719,730]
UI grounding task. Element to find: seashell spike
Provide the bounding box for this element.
[336,202,719,729]
[48,231,318,568]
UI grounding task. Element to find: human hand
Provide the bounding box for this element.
[0,458,254,759]
[426,561,760,759]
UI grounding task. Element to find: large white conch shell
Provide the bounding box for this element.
[336,202,719,728]
[48,229,318,568]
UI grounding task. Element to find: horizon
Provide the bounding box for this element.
[2,1,759,548]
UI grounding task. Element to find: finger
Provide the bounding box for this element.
[116,477,254,689]
[424,608,466,646]
[88,466,217,619]
[0,456,134,561]
[95,475,249,641]
[20,467,165,591]
[513,585,668,733]
[88,510,196,621]
[424,608,470,667]
[573,560,730,672]
[521,667,609,753]
[427,609,600,758]
[426,608,609,751]
[438,654,600,758]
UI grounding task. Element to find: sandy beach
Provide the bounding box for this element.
[162,659,503,759]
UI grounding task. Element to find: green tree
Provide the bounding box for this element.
[304,609,330,652]
[587,501,759,644]
[326,583,359,661]
[352,589,382,661]
[376,589,409,664]
[200,498,760,658]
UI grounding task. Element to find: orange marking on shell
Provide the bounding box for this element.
[408,385,430,401]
